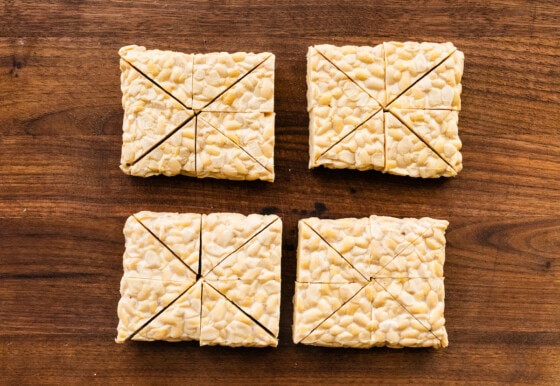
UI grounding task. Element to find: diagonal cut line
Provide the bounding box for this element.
[126,279,199,342]
[387,109,457,174]
[198,114,273,173]
[302,221,369,282]
[318,108,382,160]
[196,211,202,279]
[121,58,191,110]
[205,280,277,339]
[315,47,383,108]
[296,282,369,344]
[132,215,198,277]
[371,223,433,278]
[373,278,443,344]
[385,48,457,108]
[129,113,195,166]
[205,217,280,277]
[200,54,272,112]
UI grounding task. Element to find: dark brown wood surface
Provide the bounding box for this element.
[1,1,559,384]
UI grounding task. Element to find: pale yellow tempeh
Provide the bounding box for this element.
[192,51,271,110]
[292,282,366,345]
[196,113,274,182]
[384,41,456,105]
[204,216,281,281]
[372,278,447,348]
[389,109,462,174]
[315,109,384,171]
[115,277,194,343]
[307,46,379,110]
[296,220,368,284]
[384,111,456,178]
[120,60,193,175]
[200,282,278,347]
[208,279,280,336]
[308,105,381,168]
[132,280,202,342]
[204,55,275,112]
[122,214,197,283]
[293,215,448,348]
[370,215,448,278]
[315,44,386,106]
[119,45,194,108]
[132,211,201,273]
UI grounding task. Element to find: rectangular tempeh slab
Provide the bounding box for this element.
[307,42,464,178]
[116,211,282,347]
[119,45,275,181]
[293,215,449,348]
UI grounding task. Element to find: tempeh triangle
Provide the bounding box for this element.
[384,41,456,106]
[115,277,195,343]
[296,220,368,283]
[208,279,280,337]
[388,51,464,110]
[389,109,462,174]
[133,212,201,274]
[203,55,275,113]
[295,282,371,348]
[315,44,386,106]
[373,278,447,348]
[200,282,277,347]
[204,217,281,281]
[196,113,273,181]
[200,213,277,276]
[122,215,198,282]
[372,216,448,278]
[192,52,271,110]
[307,46,379,110]
[119,45,193,108]
[120,60,194,172]
[317,108,384,171]
[127,116,197,177]
[384,111,456,178]
[132,280,202,342]
[309,105,381,168]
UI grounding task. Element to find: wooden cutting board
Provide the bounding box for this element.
[1,1,559,384]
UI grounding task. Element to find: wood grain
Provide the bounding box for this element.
[1,1,559,384]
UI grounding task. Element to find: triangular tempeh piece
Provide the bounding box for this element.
[120,60,194,173]
[132,280,202,342]
[132,212,201,274]
[119,45,193,108]
[307,46,380,110]
[196,113,273,181]
[296,219,369,283]
[203,55,275,113]
[204,216,281,281]
[122,214,198,282]
[384,111,457,178]
[316,108,384,171]
[192,51,271,110]
[208,279,280,337]
[384,41,456,106]
[115,277,195,343]
[389,109,462,174]
[294,282,371,347]
[372,278,448,348]
[315,44,386,106]
[200,282,277,347]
